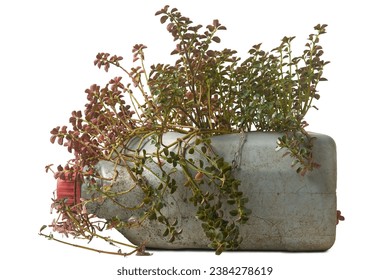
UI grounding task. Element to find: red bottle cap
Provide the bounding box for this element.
[56,175,81,206]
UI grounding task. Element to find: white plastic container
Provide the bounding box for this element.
[82,132,337,251]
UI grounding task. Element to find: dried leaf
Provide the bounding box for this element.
[194,172,204,182]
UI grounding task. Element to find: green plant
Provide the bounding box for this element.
[41,5,329,255]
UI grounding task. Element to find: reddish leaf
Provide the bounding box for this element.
[45,164,53,173]
[160,15,168,24]
[50,126,60,135]
[336,210,345,224]
[167,23,175,32]
[212,36,221,43]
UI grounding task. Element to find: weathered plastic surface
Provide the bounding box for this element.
[82,132,337,251]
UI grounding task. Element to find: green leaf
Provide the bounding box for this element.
[169,235,175,242]
[227,199,236,205]
[148,212,157,220]
[39,225,47,232]
[229,209,239,217]
[222,162,231,173]
[215,245,224,255]
[243,208,252,215]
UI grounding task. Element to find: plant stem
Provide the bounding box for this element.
[39,232,138,256]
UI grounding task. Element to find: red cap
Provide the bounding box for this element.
[56,175,81,206]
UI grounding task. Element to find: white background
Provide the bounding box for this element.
[1,0,389,279]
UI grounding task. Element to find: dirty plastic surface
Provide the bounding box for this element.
[82,132,337,251]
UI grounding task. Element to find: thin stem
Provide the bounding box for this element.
[39,232,138,256]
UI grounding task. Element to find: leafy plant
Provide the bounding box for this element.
[41,5,329,255]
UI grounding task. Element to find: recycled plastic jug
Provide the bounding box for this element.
[82,132,337,251]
